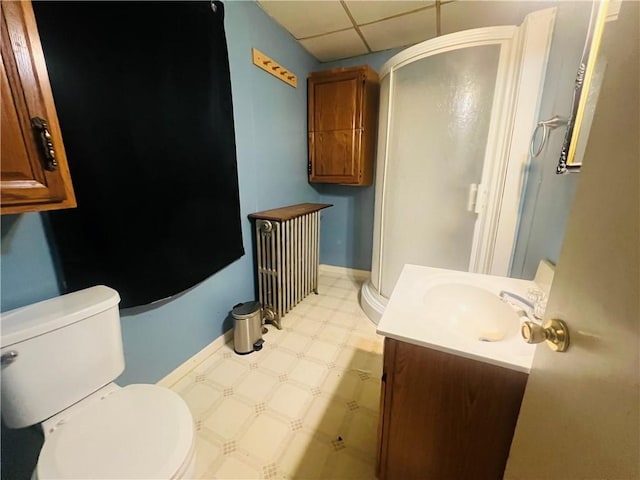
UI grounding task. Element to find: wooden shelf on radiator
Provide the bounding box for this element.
[248,202,332,329]
[248,203,332,222]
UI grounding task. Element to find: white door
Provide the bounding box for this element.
[505,3,639,478]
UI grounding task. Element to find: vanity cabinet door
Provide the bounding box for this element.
[1,0,76,214]
[377,337,395,477]
[307,65,378,186]
[378,338,528,479]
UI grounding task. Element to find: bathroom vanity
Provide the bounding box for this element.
[377,338,527,479]
[376,265,548,479]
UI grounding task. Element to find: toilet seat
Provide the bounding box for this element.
[36,384,195,479]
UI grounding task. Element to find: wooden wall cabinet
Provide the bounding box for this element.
[1,0,76,215]
[377,338,528,480]
[307,65,379,186]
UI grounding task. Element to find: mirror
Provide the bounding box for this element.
[557,0,610,174]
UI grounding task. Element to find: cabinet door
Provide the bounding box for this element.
[308,70,363,184]
[379,339,527,480]
[311,73,361,131]
[1,0,75,214]
[377,337,396,477]
[309,129,361,181]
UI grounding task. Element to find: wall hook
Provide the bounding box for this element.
[251,48,297,88]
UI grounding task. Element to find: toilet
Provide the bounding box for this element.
[0,286,196,479]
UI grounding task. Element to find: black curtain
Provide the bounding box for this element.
[33,1,244,307]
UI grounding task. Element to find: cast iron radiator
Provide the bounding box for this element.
[249,203,332,329]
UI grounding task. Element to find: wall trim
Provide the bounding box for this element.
[319,263,370,278]
[156,329,233,388]
[157,264,369,388]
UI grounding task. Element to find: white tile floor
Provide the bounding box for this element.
[169,268,384,479]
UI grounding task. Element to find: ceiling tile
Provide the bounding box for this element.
[344,1,435,26]
[300,29,369,62]
[440,1,559,35]
[360,9,437,52]
[258,1,352,39]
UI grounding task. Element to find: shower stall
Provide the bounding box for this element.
[361,8,557,323]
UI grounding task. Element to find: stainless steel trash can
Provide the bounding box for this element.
[232,301,264,354]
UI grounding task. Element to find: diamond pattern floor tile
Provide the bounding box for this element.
[288,358,328,388]
[178,382,224,417]
[238,413,292,461]
[234,370,279,402]
[203,398,254,440]
[278,431,332,479]
[169,268,383,479]
[212,456,262,480]
[267,383,313,419]
[305,338,342,364]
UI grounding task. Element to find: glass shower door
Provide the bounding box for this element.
[379,45,501,297]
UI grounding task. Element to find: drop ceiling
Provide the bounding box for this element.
[257,1,560,62]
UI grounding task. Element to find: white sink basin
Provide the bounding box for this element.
[376,264,553,373]
[423,283,519,342]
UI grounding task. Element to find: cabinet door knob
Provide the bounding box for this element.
[31,117,58,171]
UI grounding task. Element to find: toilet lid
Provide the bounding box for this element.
[37,384,194,479]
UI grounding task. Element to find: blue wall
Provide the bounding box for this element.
[0,1,320,385]
[1,214,60,311]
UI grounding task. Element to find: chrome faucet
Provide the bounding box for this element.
[499,290,541,320]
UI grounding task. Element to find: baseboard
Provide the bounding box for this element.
[158,265,370,388]
[157,329,233,388]
[319,263,370,279]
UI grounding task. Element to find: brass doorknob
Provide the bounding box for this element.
[521,319,569,352]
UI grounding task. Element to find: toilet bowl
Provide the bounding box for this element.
[1,286,196,479]
[35,384,196,480]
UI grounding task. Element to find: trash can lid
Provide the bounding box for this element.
[232,301,261,319]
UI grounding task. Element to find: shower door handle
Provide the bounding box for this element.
[467,183,487,214]
[467,184,478,212]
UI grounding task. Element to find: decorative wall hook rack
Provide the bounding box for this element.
[252,48,297,88]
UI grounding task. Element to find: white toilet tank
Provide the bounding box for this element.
[1,286,124,429]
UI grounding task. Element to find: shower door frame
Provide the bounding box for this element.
[371,8,557,298]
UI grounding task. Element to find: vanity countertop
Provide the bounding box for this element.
[376,265,542,373]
